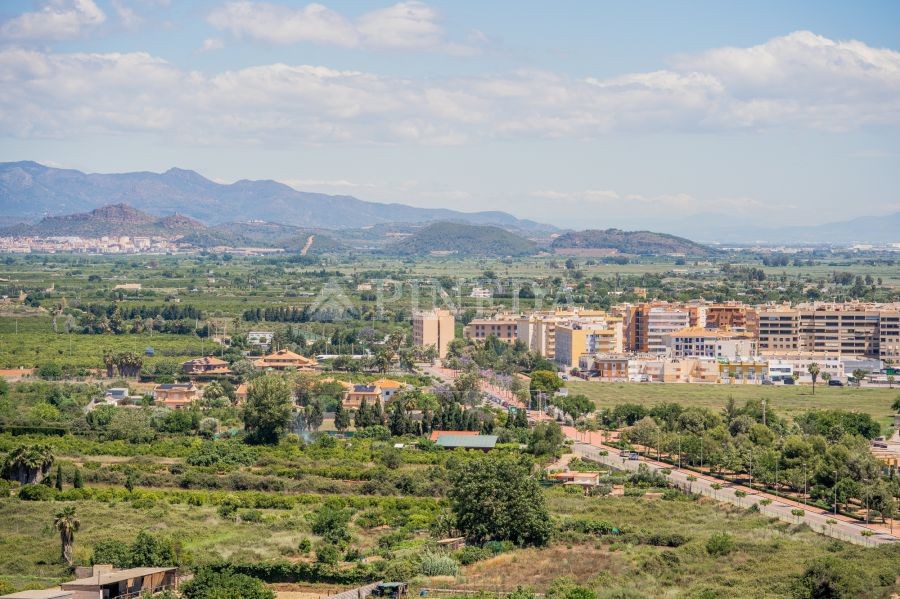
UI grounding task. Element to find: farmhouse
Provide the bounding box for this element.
[152,383,201,409]
[254,349,318,371]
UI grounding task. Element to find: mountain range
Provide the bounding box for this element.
[0,161,550,232]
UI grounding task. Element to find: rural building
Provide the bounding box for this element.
[59,566,177,599]
[253,348,318,370]
[0,590,72,599]
[435,434,498,451]
[372,378,404,402]
[182,355,231,375]
[343,384,382,410]
[152,383,201,409]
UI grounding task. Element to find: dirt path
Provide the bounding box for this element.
[300,235,315,256]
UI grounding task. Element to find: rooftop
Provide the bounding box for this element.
[436,434,498,449]
[61,567,176,589]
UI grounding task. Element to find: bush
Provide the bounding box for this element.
[18,484,56,501]
[795,556,870,598]
[298,538,312,554]
[705,532,734,556]
[419,552,459,577]
[455,546,490,565]
[181,568,274,599]
[239,509,262,523]
[315,544,341,565]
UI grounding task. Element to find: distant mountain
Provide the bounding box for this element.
[386,222,537,256]
[551,228,715,256]
[1,203,204,237]
[0,161,553,231]
[709,212,900,245]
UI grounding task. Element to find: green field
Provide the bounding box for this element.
[568,380,900,430]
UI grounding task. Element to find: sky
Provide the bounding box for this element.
[1,0,899,235]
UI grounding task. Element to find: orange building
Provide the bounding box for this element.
[253,349,318,370]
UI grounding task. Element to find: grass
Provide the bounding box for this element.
[451,488,900,598]
[568,380,900,429]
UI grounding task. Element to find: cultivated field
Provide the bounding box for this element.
[568,380,900,429]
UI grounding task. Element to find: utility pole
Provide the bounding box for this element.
[834,469,838,515]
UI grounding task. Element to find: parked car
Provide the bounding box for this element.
[761,379,774,385]
[827,379,844,387]
[782,378,795,385]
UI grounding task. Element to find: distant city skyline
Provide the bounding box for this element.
[1,0,899,232]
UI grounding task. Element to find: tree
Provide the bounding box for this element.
[333,400,350,433]
[73,467,83,489]
[852,368,868,387]
[243,375,293,444]
[2,444,54,485]
[181,568,274,599]
[55,464,64,491]
[807,363,820,395]
[54,505,80,565]
[448,452,551,546]
[795,556,869,599]
[304,400,324,433]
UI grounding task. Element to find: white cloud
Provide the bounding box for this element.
[199,37,225,52]
[0,0,106,41]
[207,1,480,54]
[110,0,141,28]
[1,31,899,145]
[207,2,358,47]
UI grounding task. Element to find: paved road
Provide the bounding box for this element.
[569,438,898,547]
[424,364,898,546]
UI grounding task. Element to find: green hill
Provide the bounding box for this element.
[180,221,344,254]
[2,203,204,237]
[551,228,714,256]
[386,222,537,257]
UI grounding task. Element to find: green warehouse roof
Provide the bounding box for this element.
[435,434,498,449]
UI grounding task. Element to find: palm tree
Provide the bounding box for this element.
[807,363,820,395]
[1,444,54,485]
[53,506,80,565]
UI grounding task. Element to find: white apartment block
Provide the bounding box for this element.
[646,307,691,354]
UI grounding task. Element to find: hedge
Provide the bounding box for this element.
[203,561,376,585]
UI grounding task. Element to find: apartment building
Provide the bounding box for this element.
[620,303,692,353]
[413,309,456,358]
[704,303,759,334]
[663,327,757,360]
[463,313,519,344]
[758,302,900,359]
[555,319,624,370]
[516,308,609,359]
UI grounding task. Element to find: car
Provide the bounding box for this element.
[827,379,844,386]
[782,378,795,385]
[628,452,640,460]
[761,379,774,385]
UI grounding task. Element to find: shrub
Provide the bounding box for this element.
[181,567,274,599]
[18,484,56,501]
[239,509,262,523]
[455,546,490,565]
[315,544,341,565]
[298,538,312,554]
[706,532,734,556]
[419,552,459,577]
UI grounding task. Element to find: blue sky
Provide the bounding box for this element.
[1,0,899,235]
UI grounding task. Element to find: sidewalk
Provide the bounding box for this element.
[563,425,899,547]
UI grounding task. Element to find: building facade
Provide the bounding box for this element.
[413,309,455,358]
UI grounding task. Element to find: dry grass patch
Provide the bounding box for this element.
[458,544,612,591]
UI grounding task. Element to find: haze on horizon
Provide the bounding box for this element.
[0,0,899,236]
